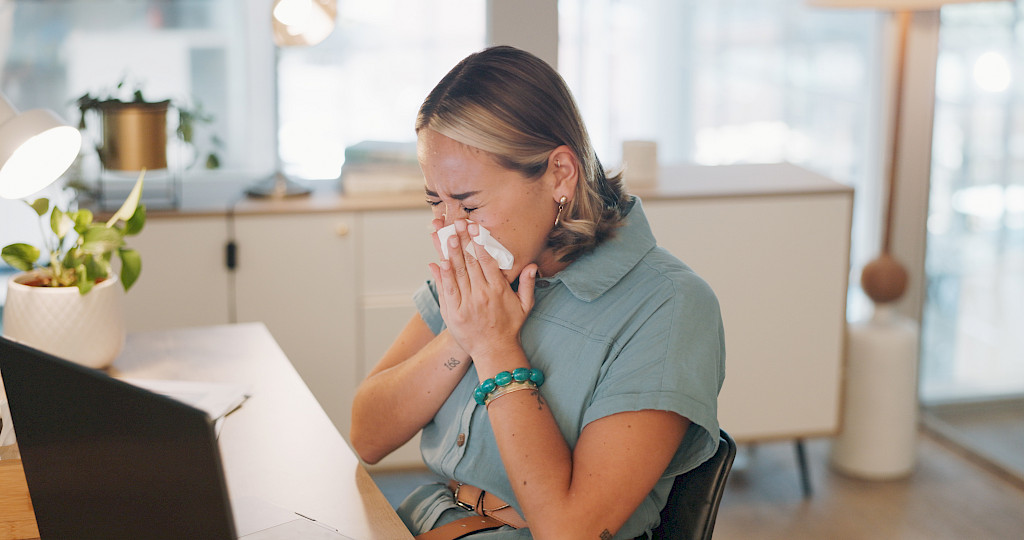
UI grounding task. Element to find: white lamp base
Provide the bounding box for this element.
[245,172,311,198]
[831,305,920,479]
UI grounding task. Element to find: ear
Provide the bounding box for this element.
[548,145,579,202]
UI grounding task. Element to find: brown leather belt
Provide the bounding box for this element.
[413,481,527,540]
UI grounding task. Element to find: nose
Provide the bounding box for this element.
[442,204,470,226]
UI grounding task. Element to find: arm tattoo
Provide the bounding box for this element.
[531,389,547,410]
[599,530,613,540]
[444,357,461,370]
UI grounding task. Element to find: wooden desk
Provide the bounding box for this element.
[1,323,412,540]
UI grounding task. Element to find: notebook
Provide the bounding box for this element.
[0,336,351,539]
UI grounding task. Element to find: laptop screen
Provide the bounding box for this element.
[0,336,237,539]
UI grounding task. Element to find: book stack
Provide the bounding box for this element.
[340,140,424,196]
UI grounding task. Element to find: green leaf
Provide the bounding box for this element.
[124,204,146,236]
[28,198,49,217]
[50,207,75,240]
[179,119,194,143]
[119,248,142,291]
[1,243,40,271]
[75,264,94,295]
[106,171,145,227]
[83,254,109,282]
[80,225,123,255]
[62,247,84,270]
[71,209,94,234]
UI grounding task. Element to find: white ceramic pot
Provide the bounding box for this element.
[2,270,126,369]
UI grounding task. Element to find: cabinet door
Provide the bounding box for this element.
[233,213,358,438]
[645,193,852,441]
[358,208,435,469]
[123,216,231,332]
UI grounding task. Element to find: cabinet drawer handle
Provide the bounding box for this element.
[335,223,350,237]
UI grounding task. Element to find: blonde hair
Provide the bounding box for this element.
[416,46,630,263]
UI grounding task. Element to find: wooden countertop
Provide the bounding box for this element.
[92,162,852,220]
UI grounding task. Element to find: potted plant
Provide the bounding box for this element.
[1,173,145,369]
[75,81,221,173]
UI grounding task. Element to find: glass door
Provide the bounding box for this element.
[921,0,1024,482]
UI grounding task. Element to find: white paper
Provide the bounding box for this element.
[119,378,250,424]
[0,399,15,448]
[437,221,514,270]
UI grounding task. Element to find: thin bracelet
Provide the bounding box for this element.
[473,367,545,405]
[485,380,537,407]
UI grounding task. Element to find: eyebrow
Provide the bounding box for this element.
[424,188,481,201]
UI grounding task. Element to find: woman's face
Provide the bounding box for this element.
[418,129,567,281]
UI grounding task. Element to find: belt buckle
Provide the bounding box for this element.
[452,482,476,512]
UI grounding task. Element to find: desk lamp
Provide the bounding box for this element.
[245,0,337,198]
[0,92,82,200]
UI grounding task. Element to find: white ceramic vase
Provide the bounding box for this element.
[2,270,126,369]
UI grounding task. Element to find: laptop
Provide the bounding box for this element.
[0,336,351,539]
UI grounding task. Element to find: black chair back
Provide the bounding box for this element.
[651,429,736,540]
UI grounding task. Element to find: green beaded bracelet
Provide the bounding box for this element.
[474,368,544,405]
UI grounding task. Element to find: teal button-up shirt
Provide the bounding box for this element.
[399,197,725,539]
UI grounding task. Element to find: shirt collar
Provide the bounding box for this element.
[549,196,656,302]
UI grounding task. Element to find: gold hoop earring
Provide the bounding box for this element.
[554,196,568,227]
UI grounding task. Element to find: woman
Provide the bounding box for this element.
[350,46,724,540]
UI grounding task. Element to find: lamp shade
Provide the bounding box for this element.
[272,0,337,47]
[809,0,1003,9]
[0,93,81,200]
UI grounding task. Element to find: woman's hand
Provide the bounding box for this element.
[428,219,537,368]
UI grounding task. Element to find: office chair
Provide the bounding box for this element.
[651,429,736,540]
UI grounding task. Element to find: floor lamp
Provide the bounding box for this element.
[809,0,1010,480]
[0,92,81,200]
[810,0,1009,304]
[246,0,337,198]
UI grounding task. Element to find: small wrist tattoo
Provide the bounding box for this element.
[531,389,547,410]
[444,357,461,370]
[599,530,612,540]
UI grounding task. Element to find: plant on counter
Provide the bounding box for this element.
[75,79,222,170]
[1,172,146,295]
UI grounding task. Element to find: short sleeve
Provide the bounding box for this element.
[581,269,725,476]
[414,280,446,335]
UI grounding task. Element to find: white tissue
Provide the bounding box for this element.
[437,222,515,270]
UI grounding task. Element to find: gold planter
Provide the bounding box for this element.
[97,100,170,171]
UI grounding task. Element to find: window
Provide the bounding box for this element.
[0,0,483,249]
[921,0,1024,402]
[277,0,484,180]
[559,0,881,318]
[1,0,260,177]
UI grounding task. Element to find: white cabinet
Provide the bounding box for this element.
[123,216,231,331]
[121,163,852,468]
[232,213,359,438]
[641,163,853,442]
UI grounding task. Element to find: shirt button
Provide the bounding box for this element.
[535,280,550,288]
[456,433,466,447]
